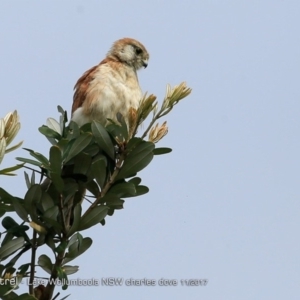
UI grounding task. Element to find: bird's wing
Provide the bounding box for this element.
[72,65,99,115]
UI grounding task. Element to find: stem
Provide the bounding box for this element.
[59,193,68,234]
[29,230,37,295]
[82,154,125,218]
[41,240,66,300]
[140,108,165,140]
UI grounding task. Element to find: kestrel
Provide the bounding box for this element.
[71,38,149,127]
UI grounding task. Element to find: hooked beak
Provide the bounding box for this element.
[142,59,148,68]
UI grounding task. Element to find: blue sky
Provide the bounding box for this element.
[1,1,300,299]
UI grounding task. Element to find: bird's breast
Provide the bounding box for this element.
[83,63,142,125]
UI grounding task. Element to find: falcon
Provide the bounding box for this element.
[71,37,149,127]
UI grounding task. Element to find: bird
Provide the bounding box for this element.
[71,37,149,127]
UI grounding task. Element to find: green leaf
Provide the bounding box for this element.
[23,148,50,168]
[55,241,68,254]
[44,206,59,221]
[73,152,92,176]
[18,263,31,275]
[102,194,124,209]
[67,204,82,238]
[79,206,109,231]
[86,180,100,197]
[41,192,55,212]
[50,146,62,173]
[108,182,136,198]
[11,198,28,222]
[65,132,93,162]
[39,125,62,140]
[2,217,19,231]
[82,143,100,157]
[0,237,24,259]
[0,285,15,298]
[63,265,79,275]
[50,172,64,193]
[116,141,154,179]
[134,185,149,197]
[66,121,80,140]
[49,145,64,192]
[63,237,92,264]
[62,181,79,203]
[38,254,52,275]
[45,235,56,252]
[0,188,14,204]
[92,121,115,160]
[0,164,24,176]
[153,147,172,155]
[24,172,30,189]
[91,156,107,189]
[15,157,42,167]
[128,177,142,186]
[24,185,43,224]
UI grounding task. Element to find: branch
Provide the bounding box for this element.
[29,230,37,295]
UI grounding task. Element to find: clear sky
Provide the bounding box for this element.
[1,1,300,299]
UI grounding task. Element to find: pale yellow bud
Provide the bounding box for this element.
[0,110,23,164]
[148,121,168,143]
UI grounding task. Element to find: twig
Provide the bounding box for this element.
[81,154,125,218]
[29,230,37,295]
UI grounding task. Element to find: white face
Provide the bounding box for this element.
[108,38,149,70]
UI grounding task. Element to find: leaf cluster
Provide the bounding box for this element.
[0,82,191,299]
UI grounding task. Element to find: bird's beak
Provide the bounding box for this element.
[142,59,148,68]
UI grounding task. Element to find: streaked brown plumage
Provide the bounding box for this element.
[71,38,149,127]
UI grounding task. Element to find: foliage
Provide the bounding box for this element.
[0,82,191,299]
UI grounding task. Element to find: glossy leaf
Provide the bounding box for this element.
[108,182,136,198]
[49,145,64,192]
[153,147,172,155]
[44,206,59,221]
[39,125,61,140]
[102,194,124,209]
[38,254,53,275]
[79,206,109,231]
[92,121,115,160]
[46,117,61,134]
[63,265,79,275]
[63,237,92,264]
[65,132,93,162]
[67,204,82,238]
[116,141,154,179]
[41,192,55,212]
[24,185,43,223]
[0,237,24,259]
[2,216,19,231]
[86,179,100,197]
[0,188,14,204]
[73,152,92,176]
[0,163,24,176]
[134,185,149,197]
[50,146,62,172]
[23,148,50,168]
[128,177,142,186]
[11,199,28,222]
[15,157,41,167]
[91,157,107,189]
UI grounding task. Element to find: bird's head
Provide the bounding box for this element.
[107,37,149,70]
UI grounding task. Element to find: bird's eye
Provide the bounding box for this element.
[135,47,142,55]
